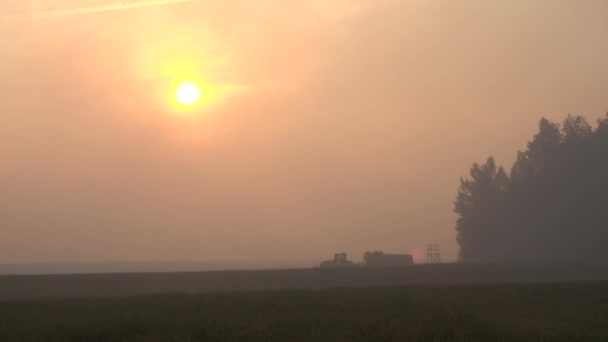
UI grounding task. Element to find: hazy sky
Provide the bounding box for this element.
[1,0,607,265]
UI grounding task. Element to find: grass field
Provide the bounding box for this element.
[1,282,607,341]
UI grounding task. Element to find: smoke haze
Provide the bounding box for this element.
[1,0,607,268]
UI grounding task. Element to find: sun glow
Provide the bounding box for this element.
[158,57,247,114]
[174,82,202,105]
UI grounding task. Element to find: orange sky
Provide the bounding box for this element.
[1,0,607,265]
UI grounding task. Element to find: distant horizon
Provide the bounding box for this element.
[0,248,433,274]
[0,259,321,275]
[0,246,434,275]
[0,247,436,274]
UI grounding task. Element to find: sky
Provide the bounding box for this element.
[1,0,607,267]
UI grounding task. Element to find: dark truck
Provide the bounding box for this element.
[363,251,413,266]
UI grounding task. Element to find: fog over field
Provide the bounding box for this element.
[1,0,607,270]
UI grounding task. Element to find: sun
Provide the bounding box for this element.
[174,82,202,106]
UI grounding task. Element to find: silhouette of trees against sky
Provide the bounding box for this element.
[455,114,608,262]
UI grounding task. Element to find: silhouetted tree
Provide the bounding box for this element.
[454,157,509,261]
[454,114,608,262]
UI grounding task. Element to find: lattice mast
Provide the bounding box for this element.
[427,244,441,264]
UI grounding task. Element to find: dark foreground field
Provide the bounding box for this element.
[1,283,607,341]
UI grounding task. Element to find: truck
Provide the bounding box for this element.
[363,250,413,266]
[319,252,355,268]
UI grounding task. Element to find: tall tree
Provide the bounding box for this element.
[454,157,508,261]
[454,114,608,262]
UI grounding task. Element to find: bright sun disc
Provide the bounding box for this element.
[175,82,202,105]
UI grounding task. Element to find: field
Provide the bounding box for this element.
[2,263,608,300]
[1,283,608,341]
[1,264,608,341]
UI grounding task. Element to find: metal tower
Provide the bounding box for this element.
[427,244,441,264]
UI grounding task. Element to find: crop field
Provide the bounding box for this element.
[1,263,608,341]
[1,282,607,341]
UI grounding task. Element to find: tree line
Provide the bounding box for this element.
[454,114,608,262]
